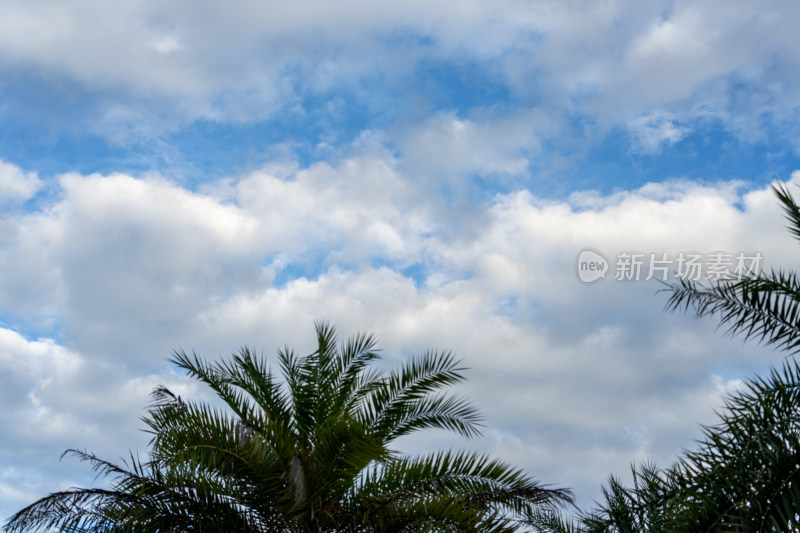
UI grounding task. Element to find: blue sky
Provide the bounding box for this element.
[3,0,800,520]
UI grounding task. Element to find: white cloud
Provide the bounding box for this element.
[4,0,800,521]
[0,160,41,204]
[0,0,797,148]
[234,155,430,266]
[0,324,206,519]
[1,158,799,518]
[54,173,263,360]
[0,0,532,125]
[396,110,548,185]
[178,171,798,505]
[627,112,690,153]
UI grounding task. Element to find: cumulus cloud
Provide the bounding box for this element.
[1,0,798,151]
[0,324,206,519]
[1,156,799,519]
[194,169,798,505]
[0,0,541,127]
[3,0,800,523]
[0,160,41,204]
[516,0,800,147]
[53,173,263,361]
[234,156,427,266]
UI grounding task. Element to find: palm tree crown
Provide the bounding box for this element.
[6,322,571,532]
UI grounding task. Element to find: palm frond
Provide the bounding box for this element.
[667,359,800,531]
[663,182,800,356]
[664,270,800,354]
[773,182,800,242]
[352,450,572,531]
[366,349,485,441]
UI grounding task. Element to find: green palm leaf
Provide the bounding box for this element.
[664,183,800,355]
[5,322,571,532]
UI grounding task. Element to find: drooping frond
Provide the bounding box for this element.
[664,182,800,355]
[347,450,573,532]
[4,449,278,533]
[774,182,800,242]
[665,271,800,355]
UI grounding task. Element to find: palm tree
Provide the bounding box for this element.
[5,322,571,532]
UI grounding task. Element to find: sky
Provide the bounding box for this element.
[3,0,800,521]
